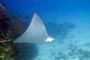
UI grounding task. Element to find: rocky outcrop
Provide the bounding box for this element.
[0,1,13,41]
[0,1,38,60]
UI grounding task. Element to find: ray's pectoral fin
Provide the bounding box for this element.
[13,12,54,43]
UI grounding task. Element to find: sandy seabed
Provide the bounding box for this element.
[34,12,90,60]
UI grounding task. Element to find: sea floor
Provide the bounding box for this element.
[33,13,90,60]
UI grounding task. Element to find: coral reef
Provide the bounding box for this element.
[12,43,38,60]
[0,45,14,60]
[0,1,14,60]
[10,11,31,27]
[0,1,13,41]
[0,1,28,41]
[0,1,39,60]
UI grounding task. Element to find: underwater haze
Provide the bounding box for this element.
[2,0,90,60]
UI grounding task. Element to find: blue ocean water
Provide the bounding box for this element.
[2,0,90,60]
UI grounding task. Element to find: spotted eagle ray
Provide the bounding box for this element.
[0,12,54,43]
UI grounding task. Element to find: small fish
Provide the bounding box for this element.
[65,17,68,19]
[60,14,64,16]
[60,22,63,24]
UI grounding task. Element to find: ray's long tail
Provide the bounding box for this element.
[0,40,11,42]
